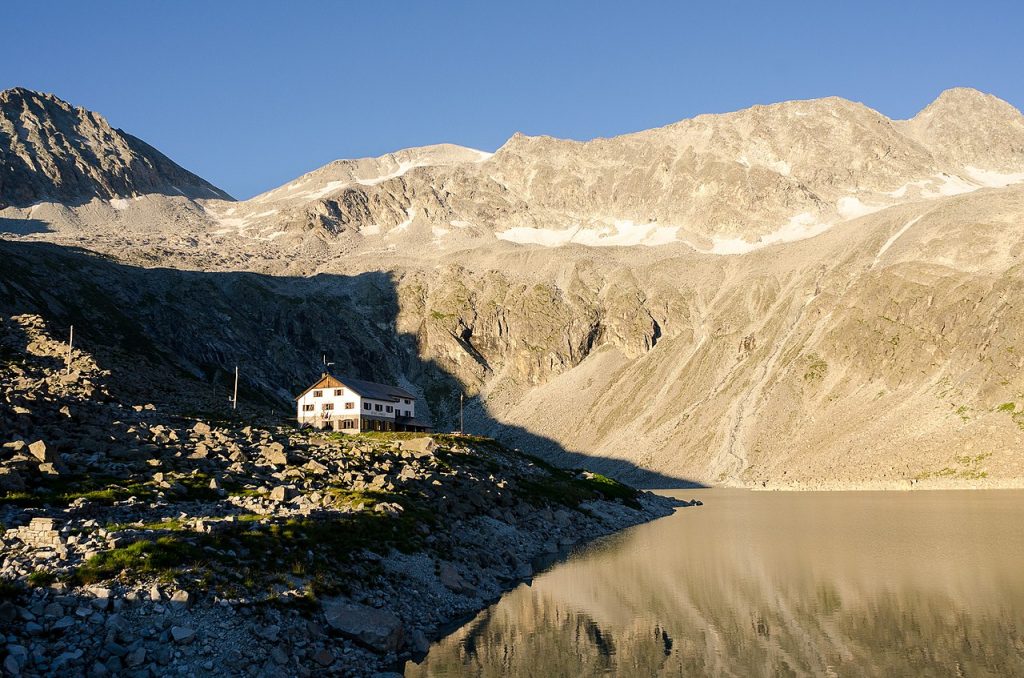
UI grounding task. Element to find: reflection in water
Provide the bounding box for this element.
[407,490,1024,677]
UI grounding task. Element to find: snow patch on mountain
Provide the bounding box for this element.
[497,220,680,248]
[708,213,833,255]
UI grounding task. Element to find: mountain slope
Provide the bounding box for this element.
[181,87,1024,255]
[0,87,231,209]
[2,87,1023,489]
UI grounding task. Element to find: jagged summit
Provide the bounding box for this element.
[0,87,232,209]
[905,87,1024,171]
[5,86,1023,252]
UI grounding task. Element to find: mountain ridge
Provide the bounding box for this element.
[2,86,1023,489]
[0,87,232,210]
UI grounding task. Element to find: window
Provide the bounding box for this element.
[303,404,314,412]
[345,402,355,410]
[335,389,343,396]
[323,403,334,411]
[363,403,371,410]
[313,390,323,398]
[375,404,382,412]
[403,399,411,404]
[343,419,355,429]
[405,410,411,417]
[386,405,393,413]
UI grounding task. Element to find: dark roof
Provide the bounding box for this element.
[296,373,416,402]
[340,376,416,401]
[396,415,433,429]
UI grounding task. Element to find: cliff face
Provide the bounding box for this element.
[2,87,1024,488]
[0,88,231,209]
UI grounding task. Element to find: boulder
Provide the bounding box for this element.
[262,442,289,466]
[2,440,26,454]
[270,486,295,502]
[312,647,334,667]
[257,624,280,642]
[438,562,476,596]
[170,625,195,644]
[322,597,404,653]
[28,440,54,463]
[399,437,436,457]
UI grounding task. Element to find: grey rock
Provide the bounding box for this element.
[52,615,76,630]
[399,437,437,457]
[262,442,289,466]
[125,646,146,667]
[269,486,294,502]
[322,597,404,653]
[439,562,476,596]
[311,647,334,667]
[170,626,195,644]
[258,624,281,642]
[28,440,52,463]
[169,590,190,608]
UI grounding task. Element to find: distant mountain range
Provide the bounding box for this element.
[2,85,1023,489]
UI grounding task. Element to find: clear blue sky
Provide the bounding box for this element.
[6,1,1023,199]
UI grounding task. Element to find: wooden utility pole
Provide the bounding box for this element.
[65,325,74,373]
[232,365,239,410]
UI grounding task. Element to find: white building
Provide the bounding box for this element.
[295,373,431,433]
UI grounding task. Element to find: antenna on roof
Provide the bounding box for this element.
[459,393,464,435]
[323,354,334,368]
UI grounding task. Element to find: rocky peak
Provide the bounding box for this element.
[0,87,232,209]
[905,87,1024,170]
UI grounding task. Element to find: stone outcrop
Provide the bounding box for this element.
[323,597,405,652]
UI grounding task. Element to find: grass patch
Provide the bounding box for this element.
[804,354,828,382]
[579,473,640,505]
[994,402,1024,430]
[915,452,992,481]
[27,570,57,588]
[518,468,640,510]
[0,475,154,508]
[69,501,433,593]
[73,537,203,585]
[106,518,187,533]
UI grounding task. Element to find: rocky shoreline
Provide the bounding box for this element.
[0,314,685,676]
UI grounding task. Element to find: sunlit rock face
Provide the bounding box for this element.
[0,88,231,209]
[3,86,1024,487]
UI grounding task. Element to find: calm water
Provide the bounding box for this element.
[406,490,1024,677]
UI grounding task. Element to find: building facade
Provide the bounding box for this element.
[295,373,431,433]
